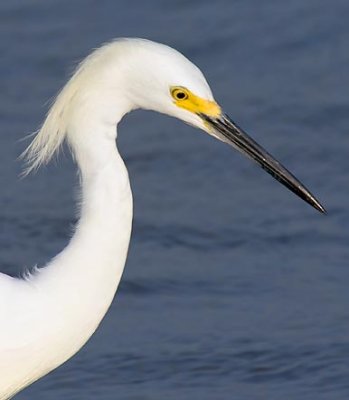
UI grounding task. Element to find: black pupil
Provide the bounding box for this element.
[176,92,186,99]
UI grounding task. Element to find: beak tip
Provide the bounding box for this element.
[316,203,327,214]
[309,196,326,214]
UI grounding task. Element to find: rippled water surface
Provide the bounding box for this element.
[1,1,349,399]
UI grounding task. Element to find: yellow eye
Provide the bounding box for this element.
[171,87,189,101]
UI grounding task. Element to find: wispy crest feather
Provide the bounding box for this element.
[21,84,74,175]
[21,43,110,175]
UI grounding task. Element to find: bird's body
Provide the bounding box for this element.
[0,38,324,399]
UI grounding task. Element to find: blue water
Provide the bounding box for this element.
[0,0,348,399]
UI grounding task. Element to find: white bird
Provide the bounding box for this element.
[0,38,325,399]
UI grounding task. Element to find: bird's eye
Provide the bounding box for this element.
[175,91,187,100]
[171,87,189,101]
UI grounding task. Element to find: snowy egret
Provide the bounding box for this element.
[0,38,325,399]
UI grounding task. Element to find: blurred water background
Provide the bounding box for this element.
[0,1,348,399]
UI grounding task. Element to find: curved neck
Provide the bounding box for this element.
[38,121,133,322]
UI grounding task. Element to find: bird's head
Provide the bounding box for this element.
[120,39,325,213]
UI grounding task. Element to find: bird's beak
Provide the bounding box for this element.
[199,112,325,213]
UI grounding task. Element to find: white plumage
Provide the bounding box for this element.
[0,38,324,400]
[0,38,217,400]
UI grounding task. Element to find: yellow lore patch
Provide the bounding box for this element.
[170,86,221,118]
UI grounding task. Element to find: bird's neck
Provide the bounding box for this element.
[37,119,133,345]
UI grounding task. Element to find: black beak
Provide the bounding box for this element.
[200,113,325,213]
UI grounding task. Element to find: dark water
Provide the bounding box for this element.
[0,0,348,399]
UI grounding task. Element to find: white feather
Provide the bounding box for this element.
[1,38,213,399]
